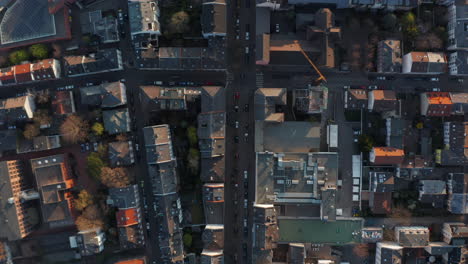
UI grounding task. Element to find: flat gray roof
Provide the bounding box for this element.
[255,121,321,153]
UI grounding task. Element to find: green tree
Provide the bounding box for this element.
[400,12,416,28]
[382,13,397,31]
[187,148,200,175]
[186,126,198,147]
[28,44,49,60]
[358,134,375,153]
[87,152,105,181]
[9,50,30,65]
[74,190,94,211]
[91,122,104,136]
[23,123,40,140]
[183,233,192,248]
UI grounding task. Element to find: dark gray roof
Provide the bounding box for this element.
[202,224,224,251]
[378,243,403,264]
[108,141,134,167]
[449,51,468,75]
[448,194,468,214]
[103,108,131,135]
[448,173,468,194]
[449,0,468,49]
[201,1,226,37]
[369,171,395,192]
[0,130,17,153]
[256,7,270,36]
[108,185,139,209]
[201,156,225,182]
[203,184,224,225]
[65,49,122,76]
[201,86,225,112]
[147,162,178,195]
[80,82,126,108]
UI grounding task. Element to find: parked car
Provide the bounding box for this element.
[235,121,239,128]
[376,76,386,80]
[430,77,439,82]
[244,170,248,179]
[234,91,240,99]
[244,104,249,112]
[432,88,441,92]
[275,24,280,33]
[343,85,350,89]
[368,85,378,90]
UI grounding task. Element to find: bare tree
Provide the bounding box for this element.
[75,214,104,231]
[100,167,131,188]
[60,114,89,144]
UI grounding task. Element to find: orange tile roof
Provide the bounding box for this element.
[0,68,14,80]
[426,92,452,105]
[14,64,31,74]
[116,208,139,227]
[373,147,404,157]
[373,90,396,100]
[114,258,145,264]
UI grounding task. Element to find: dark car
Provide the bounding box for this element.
[234,136,239,143]
[244,104,249,112]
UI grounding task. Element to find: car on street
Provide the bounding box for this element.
[234,92,240,99]
[376,76,386,80]
[234,105,239,112]
[432,88,441,91]
[368,85,378,90]
[244,104,249,112]
[353,129,361,135]
[245,46,249,54]
[275,24,280,33]
[234,136,239,143]
[343,85,350,89]
[244,199,248,208]
[146,222,150,230]
[235,121,239,128]
[244,170,247,179]
[245,31,249,40]
[430,77,439,82]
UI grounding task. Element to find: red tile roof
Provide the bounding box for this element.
[372,147,404,165]
[116,208,139,227]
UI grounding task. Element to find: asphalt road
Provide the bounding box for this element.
[223,0,257,262]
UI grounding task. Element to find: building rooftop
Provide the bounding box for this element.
[201,0,226,37]
[116,208,140,227]
[108,141,135,167]
[103,108,131,135]
[143,125,175,164]
[201,86,225,112]
[201,156,225,182]
[370,192,392,215]
[395,226,430,247]
[277,218,363,244]
[370,147,404,165]
[52,90,75,115]
[202,224,224,251]
[255,88,286,122]
[108,185,139,209]
[128,0,159,35]
[118,225,144,249]
[0,0,71,49]
[345,89,368,109]
[139,86,187,111]
[147,162,178,195]
[64,48,122,76]
[114,258,146,264]
[31,154,75,228]
[369,171,395,192]
[376,242,403,264]
[80,10,119,43]
[255,152,338,205]
[203,184,224,225]
[255,121,321,153]
[0,129,17,154]
[377,39,402,73]
[80,82,127,108]
[448,0,468,49]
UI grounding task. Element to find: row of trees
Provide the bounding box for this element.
[9,44,49,65]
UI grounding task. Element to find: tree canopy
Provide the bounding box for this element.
[358,134,375,153]
[381,13,397,31]
[183,233,192,248]
[186,126,198,147]
[9,50,30,65]
[169,11,190,34]
[60,114,89,144]
[100,167,131,188]
[29,44,49,60]
[187,148,200,175]
[33,109,52,128]
[23,123,40,140]
[87,152,105,181]
[74,190,94,211]
[91,122,105,136]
